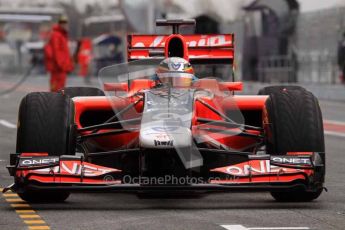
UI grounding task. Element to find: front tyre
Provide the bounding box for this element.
[264,89,325,202]
[18,189,70,203]
[16,92,75,202]
[270,188,323,202]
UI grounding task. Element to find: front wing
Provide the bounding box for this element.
[4,152,325,193]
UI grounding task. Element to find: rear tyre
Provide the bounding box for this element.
[61,87,105,98]
[16,92,75,202]
[264,89,325,202]
[258,85,305,95]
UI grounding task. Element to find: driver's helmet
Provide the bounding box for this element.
[155,57,195,87]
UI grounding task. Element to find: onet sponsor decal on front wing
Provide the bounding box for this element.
[19,156,59,167]
[270,156,312,166]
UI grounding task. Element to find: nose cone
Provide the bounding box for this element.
[139,88,194,149]
[139,123,192,149]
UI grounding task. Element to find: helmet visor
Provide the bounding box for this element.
[156,72,194,87]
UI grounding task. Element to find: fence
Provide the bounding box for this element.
[298,53,338,84]
[256,53,339,84]
[257,56,296,83]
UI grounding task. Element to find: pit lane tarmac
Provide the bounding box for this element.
[0,77,344,230]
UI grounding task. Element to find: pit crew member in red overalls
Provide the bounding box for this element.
[45,16,73,92]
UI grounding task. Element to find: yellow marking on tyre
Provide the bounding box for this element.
[1,188,51,229]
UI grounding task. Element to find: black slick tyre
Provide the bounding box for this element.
[264,89,325,202]
[16,92,75,202]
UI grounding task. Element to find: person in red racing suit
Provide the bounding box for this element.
[45,16,73,92]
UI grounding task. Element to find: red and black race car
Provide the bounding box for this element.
[4,20,325,203]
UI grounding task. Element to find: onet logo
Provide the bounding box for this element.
[20,157,59,166]
[271,157,311,165]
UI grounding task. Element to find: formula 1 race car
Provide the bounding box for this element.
[4,19,325,203]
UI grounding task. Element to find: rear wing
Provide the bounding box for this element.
[127,34,234,64]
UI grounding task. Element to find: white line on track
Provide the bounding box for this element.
[324,131,345,138]
[0,120,16,129]
[221,225,310,230]
[249,228,310,230]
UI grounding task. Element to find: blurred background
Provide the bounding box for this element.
[0,0,345,100]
